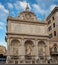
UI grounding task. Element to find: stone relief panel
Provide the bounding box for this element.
[19,13,37,21]
[10,23,48,35]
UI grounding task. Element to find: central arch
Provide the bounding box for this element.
[24,40,34,60]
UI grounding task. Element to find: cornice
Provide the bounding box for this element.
[6,33,49,37]
[7,16,47,25]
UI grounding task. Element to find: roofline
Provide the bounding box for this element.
[46,7,58,20]
[7,16,47,25]
[19,11,36,16]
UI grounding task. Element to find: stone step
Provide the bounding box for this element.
[0,64,58,65]
[2,64,58,65]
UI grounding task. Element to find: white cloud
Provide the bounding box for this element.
[32,3,58,18]
[0,22,5,30]
[7,2,13,9]
[0,22,4,26]
[0,3,8,22]
[32,4,45,14]
[0,41,7,49]
[11,11,16,16]
[50,4,56,11]
[0,27,4,29]
[19,1,30,10]
[38,18,43,21]
[14,1,31,10]
[0,3,8,13]
[0,3,8,30]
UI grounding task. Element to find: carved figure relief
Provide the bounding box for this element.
[26,44,32,55]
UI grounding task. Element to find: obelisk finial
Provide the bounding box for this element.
[44,14,46,22]
[26,2,30,11]
[8,10,10,17]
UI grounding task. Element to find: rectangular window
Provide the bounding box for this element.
[48,26,52,31]
[48,20,51,24]
[54,31,56,36]
[53,23,55,27]
[49,33,52,38]
[52,16,54,20]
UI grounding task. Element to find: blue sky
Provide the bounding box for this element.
[0,0,58,48]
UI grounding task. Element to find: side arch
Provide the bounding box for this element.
[38,40,46,57]
[10,39,20,55]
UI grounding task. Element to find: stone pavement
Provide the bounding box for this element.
[0,61,58,65]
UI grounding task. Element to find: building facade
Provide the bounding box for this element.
[46,7,58,63]
[6,5,58,64]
